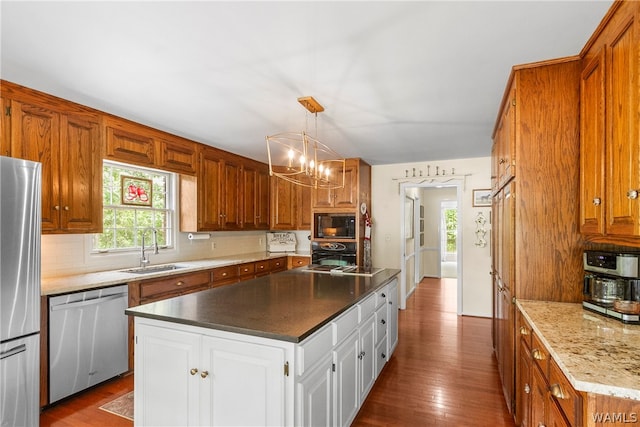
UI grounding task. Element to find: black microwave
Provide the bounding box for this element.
[315,213,356,239]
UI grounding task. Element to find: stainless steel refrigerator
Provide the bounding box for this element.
[0,156,41,427]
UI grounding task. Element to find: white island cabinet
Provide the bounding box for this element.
[131,274,400,427]
[134,320,293,427]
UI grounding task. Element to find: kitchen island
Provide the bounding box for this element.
[126,268,400,427]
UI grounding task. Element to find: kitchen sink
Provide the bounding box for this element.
[122,264,188,275]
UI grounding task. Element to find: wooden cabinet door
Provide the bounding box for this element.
[531,364,547,427]
[256,166,271,229]
[312,185,333,209]
[1,97,10,157]
[221,157,242,230]
[499,88,515,188]
[10,100,61,231]
[105,123,155,167]
[605,13,639,236]
[498,286,514,414]
[296,185,312,230]
[333,160,358,208]
[517,337,532,427]
[198,148,223,231]
[501,183,514,294]
[158,137,197,175]
[580,48,606,235]
[59,114,102,232]
[242,164,270,230]
[270,175,297,230]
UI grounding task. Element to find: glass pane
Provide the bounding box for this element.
[103,209,115,228]
[116,228,135,249]
[115,210,135,228]
[136,210,154,228]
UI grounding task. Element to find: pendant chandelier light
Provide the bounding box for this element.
[266,96,345,189]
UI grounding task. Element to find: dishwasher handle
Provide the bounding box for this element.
[50,292,127,312]
[1,344,26,360]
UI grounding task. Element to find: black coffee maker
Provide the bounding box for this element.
[583,250,640,323]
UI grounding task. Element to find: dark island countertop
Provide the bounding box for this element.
[126,268,400,343]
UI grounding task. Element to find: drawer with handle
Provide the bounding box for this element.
[549,357,581,425]
[531,331,549,376]
[139,271,211,299]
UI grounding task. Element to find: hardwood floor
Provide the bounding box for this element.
[353,277,515,426]
[40,374,133,427]
[40,277,514,427]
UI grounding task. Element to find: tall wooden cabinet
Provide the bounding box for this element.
[491,59,585,417]
[580,1,640,243]
[2,83,103,234]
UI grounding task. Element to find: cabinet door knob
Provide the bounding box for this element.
[190,368,198,375]
[627,190,638,200]
[381,352,386,359]
[200,370,209,379]
[592,197,601,206]
[54,205,60,211]
[524,383,531,394]
[64,206,69,211]
[175,281,184,287]
[380,319,386,325]
[381,293,386,298]
[519,326,529,336]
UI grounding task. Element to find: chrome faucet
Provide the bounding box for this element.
[140,228,159,268]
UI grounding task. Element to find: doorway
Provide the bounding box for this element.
[400,182,462,314]
[440,200,458,278]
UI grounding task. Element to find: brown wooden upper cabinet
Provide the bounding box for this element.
[2,85,103,234]
[270,168,312,230]
[580,1,640,242]
[104,117,198,175]
[243,161,270,230]
[181,146,256,232]
[312,158,361,209]
[492,88,515,192]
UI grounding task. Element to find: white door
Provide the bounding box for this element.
[333,329,359,427]
[295,355,333,427]
[358,314,376,400]
[134,323,200,427]
[201,336,286,427]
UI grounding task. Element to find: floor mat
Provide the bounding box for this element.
[98,391,134,421]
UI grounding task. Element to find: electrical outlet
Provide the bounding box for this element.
[211,242,216,250]
[259,238,263,245]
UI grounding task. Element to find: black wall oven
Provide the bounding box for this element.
[311,241,357,266]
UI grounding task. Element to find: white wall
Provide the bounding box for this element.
[371,156,492,317]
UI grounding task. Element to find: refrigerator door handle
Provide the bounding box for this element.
[50,293,127,311]
[0,344,27,360]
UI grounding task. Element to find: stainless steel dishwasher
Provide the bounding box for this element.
[48,284,128,403]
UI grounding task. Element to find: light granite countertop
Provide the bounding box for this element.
[41,251,310,296]
[517,300,640,400]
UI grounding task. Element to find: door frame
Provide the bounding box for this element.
[399,181,463,314]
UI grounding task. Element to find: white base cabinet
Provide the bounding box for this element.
[133,277,399,427]
[134,321,292,427]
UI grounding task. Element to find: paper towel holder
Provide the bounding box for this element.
[188,233,211,240]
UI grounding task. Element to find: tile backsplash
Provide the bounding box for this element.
[42,230,311,279]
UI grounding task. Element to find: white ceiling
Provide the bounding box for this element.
[1,1,613,166]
